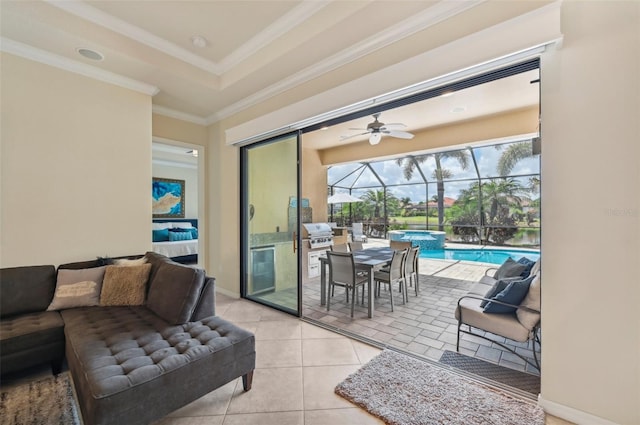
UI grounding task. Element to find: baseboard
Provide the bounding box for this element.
[215,287,240,299]
[538,395,621,425]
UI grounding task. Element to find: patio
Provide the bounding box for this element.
[300,239,541,376]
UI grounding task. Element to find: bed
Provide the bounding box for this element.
[152,219,198,264]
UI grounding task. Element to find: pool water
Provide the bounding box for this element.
[419,248,540,264]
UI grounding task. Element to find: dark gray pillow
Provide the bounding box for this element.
[494,258,527,280]
[146,262,205,325]
[480,279,511,308]
[1,265,56,317]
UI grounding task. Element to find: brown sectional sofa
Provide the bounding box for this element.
[0,252,255,425]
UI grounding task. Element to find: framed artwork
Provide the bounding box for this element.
[152,177,185,218]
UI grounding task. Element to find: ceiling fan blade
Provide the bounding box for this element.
[340,132,369,141]
[385,130,414,139]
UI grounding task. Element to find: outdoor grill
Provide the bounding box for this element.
[302,223,334,249]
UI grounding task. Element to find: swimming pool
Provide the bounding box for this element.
[419,248,540,264]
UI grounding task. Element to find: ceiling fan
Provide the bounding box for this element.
[340,113,414,145]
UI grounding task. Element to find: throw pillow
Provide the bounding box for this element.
[517,273,541,330]
[152,228,170,242]
[483,274,535,314]
[47,266,107,311]
[494,258,527,280]
[146,262,205,325]
[480,279,511,308]
[169,231,193,242]
[517,257,536,278]
[100,264,151,306]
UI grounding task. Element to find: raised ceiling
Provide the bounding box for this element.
[0,1,549,126]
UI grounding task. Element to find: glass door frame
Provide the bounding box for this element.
[239,131,302,317]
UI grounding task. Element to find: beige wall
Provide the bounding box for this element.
[0,53,152,267]
[539,2,639,424]
[152,114,207,146]
[301,147,328,223]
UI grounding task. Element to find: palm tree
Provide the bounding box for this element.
[496,141,535,176]
[396,151,469,231]
[399,197,411,216]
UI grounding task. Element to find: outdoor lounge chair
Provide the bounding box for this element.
[454,259,541,370]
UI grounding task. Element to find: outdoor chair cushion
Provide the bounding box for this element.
[516,273,541,330]
[455,297,530,342]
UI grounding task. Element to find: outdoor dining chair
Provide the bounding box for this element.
[326,251,369,317]
[348,241,364,252]
[403,246,420,297]
[374,248,408,311]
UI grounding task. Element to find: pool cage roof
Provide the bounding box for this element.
[327,137,540,236]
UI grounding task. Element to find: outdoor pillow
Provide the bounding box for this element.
[517,273,541,330]
[153,228,170,242]
[100,264,151,306]
[494,257,527,280]
[517,257,536,278]
[47,266,106,311]
[480,279,511,308]
[483,274,535,314]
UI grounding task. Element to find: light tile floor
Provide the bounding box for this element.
[153,294,572,425]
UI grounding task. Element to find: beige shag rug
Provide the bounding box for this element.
[0,373,81,425]
[335,349,545,425]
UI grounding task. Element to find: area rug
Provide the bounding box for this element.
[0,373,81,425]
[438,350,540,396]
[335,349,544,425]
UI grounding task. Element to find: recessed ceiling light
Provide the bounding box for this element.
[77,48,104,61]
[320,126,330,131]
[190,35,208,48]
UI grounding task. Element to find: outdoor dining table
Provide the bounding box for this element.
[319,246,394,318]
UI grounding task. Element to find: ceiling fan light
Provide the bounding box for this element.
[369,132,382,145]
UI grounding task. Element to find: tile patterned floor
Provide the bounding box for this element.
[154,294,570,425]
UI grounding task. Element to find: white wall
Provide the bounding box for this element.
[152,163,198,219]
[539,2,639,424]
[0,53,152,267]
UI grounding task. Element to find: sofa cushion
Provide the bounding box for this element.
[0,265,56,318]
[0,310,64,357]
[494,258,527,280]
[455,297,530,342]
[517,273,541,330]
[62,307,255,425]
[47,266,106,311]
[483,274,535,314]
[100,264,152,306]
[146,262,205,325]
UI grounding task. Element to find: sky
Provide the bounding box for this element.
[327,140,540,202]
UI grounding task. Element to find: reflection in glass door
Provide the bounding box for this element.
[241,133,300,315]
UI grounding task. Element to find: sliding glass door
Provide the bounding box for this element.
[240,133,301,315]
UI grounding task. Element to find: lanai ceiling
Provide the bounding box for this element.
[1,1,549,129]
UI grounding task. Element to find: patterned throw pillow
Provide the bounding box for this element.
[100,264,152,306]
[169,230,193,242]
[47,266,107,311]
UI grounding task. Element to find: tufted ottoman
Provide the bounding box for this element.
[62,307,255,425]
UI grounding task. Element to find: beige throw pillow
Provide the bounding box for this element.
[516,272,541,330]
[100,264,151,306]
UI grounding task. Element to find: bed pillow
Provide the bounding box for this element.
[494,258,527,280]
[169,231,193,242]
[47,266,107,311]
[152,222,173,230]
[100,264,152,306]
[172,222,194,229]
[483,274,535,314]
[153,228,170,242]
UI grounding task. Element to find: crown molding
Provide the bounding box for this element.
[217,0,331,73]
[0,37,159,96]
[208,0,485,123]
[45,0,222,74]
[152,105,209,126]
